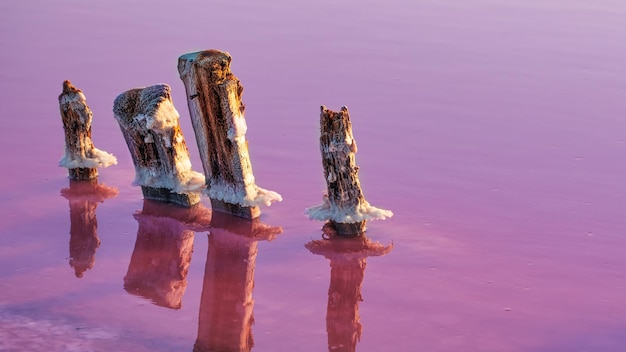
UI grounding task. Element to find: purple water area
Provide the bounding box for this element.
[1,0,625,351]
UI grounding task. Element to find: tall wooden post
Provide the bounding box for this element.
[306,237,392,352]
[113,84,205,207]
[178,50,282,219]
[306,106,393,236]
[123,200,211,309]
[61,179,118,278]
[59,80,117,180]
[194,213,281,352]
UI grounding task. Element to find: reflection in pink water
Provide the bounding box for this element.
[61,179,118,278]
[307,237,393,352]
[124,200,211,309]
[1,0,626,351]
[195,213,281,352]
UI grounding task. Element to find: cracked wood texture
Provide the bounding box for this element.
[59,80,98,180]
[113,84,201,207]
[178,50,261,218]
[320,106,366,236]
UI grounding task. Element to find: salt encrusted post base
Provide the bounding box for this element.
[305,106,393,236]
[210,199,260,220]
[59,80,117,180]
[329,221,367,237]
[68,167,98,180]
[178,49,282,219]
[141,186,200,208]
[113,84,205,208]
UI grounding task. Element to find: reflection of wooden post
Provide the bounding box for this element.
[306,106,393,236]
[306,237,392,352]
[123,200,210,309]
[59,80,117,180]
[178,50,282,219]
[194,213,281,352]
[113,84,205,207]
[61,179,118,278]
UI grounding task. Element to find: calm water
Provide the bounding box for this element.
[1,0,626,351]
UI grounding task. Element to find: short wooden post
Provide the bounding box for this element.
[61,179,118,278]
[123,200,210,309]
[178,50,282,219]
[305,106,393,236]
[59,80,117,180]
[194,213,281,352]
[306,236,392,352]
[113,84,205,207]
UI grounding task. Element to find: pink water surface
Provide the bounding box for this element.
[1,0,626,351]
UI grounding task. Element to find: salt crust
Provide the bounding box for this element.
[305,195,393,223]
[59,147,117,169]
[132,168,205,193]
[207,179,282,207]
[59,91,87,105]
[225,89,247,142]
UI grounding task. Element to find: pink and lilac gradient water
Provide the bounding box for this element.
[1,0,625,351]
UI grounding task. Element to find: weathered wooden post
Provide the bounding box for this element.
[178,50,282,219]
[59,80,117,180]
[194,213,281,352]
[306,106,393,236]
[61,179,118,278]
[124,200,210,309]
[113,84,205,207]
[306,236,392,352]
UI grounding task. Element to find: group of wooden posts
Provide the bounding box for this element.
[59,49,392,236]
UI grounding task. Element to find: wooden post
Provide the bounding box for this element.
[113,84,205,207]
[123,200,210,309]
[61,179,118,278]
[178,50,282,219]
[305,106,393,236]
[306,236,392,352]
[59,80,117,180]
[194,213,281,352]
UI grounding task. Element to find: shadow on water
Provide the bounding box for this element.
[60,178,118,278]
[306,233,393,352]
[194,211,282,352]
[123,200,212,309]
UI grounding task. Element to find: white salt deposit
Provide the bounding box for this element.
[305,195,393,222]
[146,99,179,130]
[59,147,117,169]
[225,89,248,142]
[207,179,282,207]
[131,165,205,193]
[59,90,87,105]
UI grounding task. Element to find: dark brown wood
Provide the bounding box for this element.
[178,50,281,219]
[59,80,116,180]
[306,106,393,236]
[141,186,200,208]
[68,167,98,180]
[330,221,367,237]
[113,84,204,207]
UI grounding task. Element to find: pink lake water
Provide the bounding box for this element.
[1,0,626,351]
